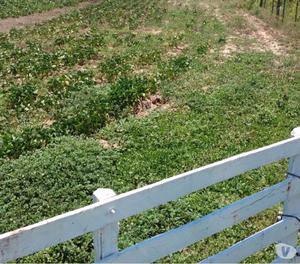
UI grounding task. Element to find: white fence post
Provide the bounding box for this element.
[93,188,119,263]
[274,127,300,263]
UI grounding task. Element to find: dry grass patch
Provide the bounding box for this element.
[134,27,163,36]
[98,138,120,149]
[167,44,189,57]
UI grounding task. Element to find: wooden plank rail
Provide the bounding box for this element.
[101,179,294,263]
[1,132,300,262]
[201,219,300,263]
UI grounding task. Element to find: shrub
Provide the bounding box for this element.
[55,87,109,135]
[158,55,192,80]
[108,76,157,116]
[99,54,132,82]
[8,83,38,111]
[47,70,96,98]
[57,76,158,135]
[0,126,54,159]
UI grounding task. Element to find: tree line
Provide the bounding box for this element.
[258,0,299,21]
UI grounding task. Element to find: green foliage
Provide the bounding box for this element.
[196,42,210,55]
[99,54,132,82]
[0,0,86,19]
[0,136,118,262]
[159,55,192,80]
[87,0,167,29]
[0,126,53,159]
[108,76,158,116]
[56,76,158,135]
[8,83,38,111]
[7,39,98,77]
[47,70,96,99]
[55,87,108,135]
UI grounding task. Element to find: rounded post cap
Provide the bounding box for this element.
[291,127,300,137]
[93,188,116,202]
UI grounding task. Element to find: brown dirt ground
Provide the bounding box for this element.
[134,93,172,118]
[196,0,286,57]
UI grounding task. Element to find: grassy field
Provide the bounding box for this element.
[0,0,89,19]
[0,0,300,262]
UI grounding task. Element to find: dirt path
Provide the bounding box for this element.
[241,13,284,55]
[0,0,98,33]
[197,0,286,57]
[221,12,286,57]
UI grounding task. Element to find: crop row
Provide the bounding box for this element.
[0,0,87,19]
[0,54,192,159]
[0,0,219,160]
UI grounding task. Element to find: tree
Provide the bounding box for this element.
[260,0,264,7]
[276,0,281,16]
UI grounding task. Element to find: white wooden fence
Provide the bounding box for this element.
[1,128,300,263]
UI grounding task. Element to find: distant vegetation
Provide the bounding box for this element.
[0,0,88,19]
[244,0,300,22]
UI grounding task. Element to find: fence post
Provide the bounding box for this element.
[93,188,119,263]
[274,128,300,263]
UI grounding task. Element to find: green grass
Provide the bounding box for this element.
[0,0,88,19]
[0,0,300,262]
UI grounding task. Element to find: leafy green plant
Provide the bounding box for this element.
[0,126,54,159]
[158,55,192,80]
[108,76,158,116]
[99,54,132,82]
[56,76,158,135]
[0,0,87,19]
[47,70,96,99]
[8,83,38,112]
[55,87,108,135]
[196,42,210,55]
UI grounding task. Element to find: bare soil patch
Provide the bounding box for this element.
[0,0,98,33]
[197,1,286,57]
[133,65,154,75]
[242,13,285,56]
[167,44,189,57]
[221,12,287,57]
[134,93,171,118]
[42,118,55,128]
[98,139,119,149]
[134,27,162,35]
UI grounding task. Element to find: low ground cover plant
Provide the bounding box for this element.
[0,0,87,19]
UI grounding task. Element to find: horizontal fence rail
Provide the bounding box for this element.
[201,219,300,263]
[102,178,295,263]
[1,129,300,263]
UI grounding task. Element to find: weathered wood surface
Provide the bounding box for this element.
[1,135,300,262]
[273,128,300,264]
[93,189,118,263]
[202,219,299,263]
[101,179,294,263]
